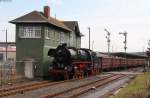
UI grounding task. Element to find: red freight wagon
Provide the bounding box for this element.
[101,57,112,70]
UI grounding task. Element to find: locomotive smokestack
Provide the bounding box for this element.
[44,6,50,18]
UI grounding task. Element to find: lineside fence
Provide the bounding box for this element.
[0,60,39,87]
[0,60,16,87]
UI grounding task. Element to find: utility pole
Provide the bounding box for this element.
[0,29,7,86]
[1,29,8,61]
[88,27,91,50]
[92,40,94,50]
[6,29,7,61]
[4,29,7,84]
[119,31,128,69]
[104,29,111,57]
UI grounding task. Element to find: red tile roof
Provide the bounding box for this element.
[63,21,84,36]
[10,11,71,32]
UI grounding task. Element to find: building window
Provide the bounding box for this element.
[60,32,65,43]
[45,28,55,40]
[0,53,3,61]
[51,30,55,40]
[55,31,60,42]
[45,27,49,39]
[19,26,41,38]
[45,28,60,42]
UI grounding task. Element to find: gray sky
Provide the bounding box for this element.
[0,0,150,52]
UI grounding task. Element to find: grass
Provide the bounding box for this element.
[113,72,150,98]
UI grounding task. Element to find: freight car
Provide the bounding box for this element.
[48,44,146,80]
[100,57,146,71]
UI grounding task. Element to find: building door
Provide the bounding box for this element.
[24,60,34,79]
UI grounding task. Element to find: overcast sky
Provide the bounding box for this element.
[0,0,150,52]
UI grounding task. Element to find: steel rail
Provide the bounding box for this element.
[42,74,118,98]
[67,75,125,98]
[0,79,70,97]
[0,81,49,92]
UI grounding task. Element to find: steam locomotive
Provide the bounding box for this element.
[48,44,146,80]
[48,44,100,80]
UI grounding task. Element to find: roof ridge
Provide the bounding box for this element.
[62,21,77,22]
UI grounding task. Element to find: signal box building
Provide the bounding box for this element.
[10,6,83,79]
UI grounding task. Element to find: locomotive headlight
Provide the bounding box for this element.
[74,66,77,69]
[64,67,68,70]
[49,66,53,70]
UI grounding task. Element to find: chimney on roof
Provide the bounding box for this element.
[44,6,50,18]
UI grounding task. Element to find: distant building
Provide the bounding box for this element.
[0,42,15,47]
[0,43,16,63]
[10,6,83,79]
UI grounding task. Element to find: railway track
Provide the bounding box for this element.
[0,79,69,97]
[0,75,104,98]
[0,74,124,98]
[42,74,124,98]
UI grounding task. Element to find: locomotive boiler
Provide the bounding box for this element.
[48,44,100,80]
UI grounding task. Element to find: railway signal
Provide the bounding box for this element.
[146,40,150,71]
[146,48,150,57]
[147,40,150,55]
[119,31,128,70]
[104,29,111,57]
[146,41,150,58]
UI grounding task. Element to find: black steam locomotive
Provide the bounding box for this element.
[48,44,100,80]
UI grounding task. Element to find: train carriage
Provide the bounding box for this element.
[101,57,112,70]
[112,58,121,69]
[127,59,133,67]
